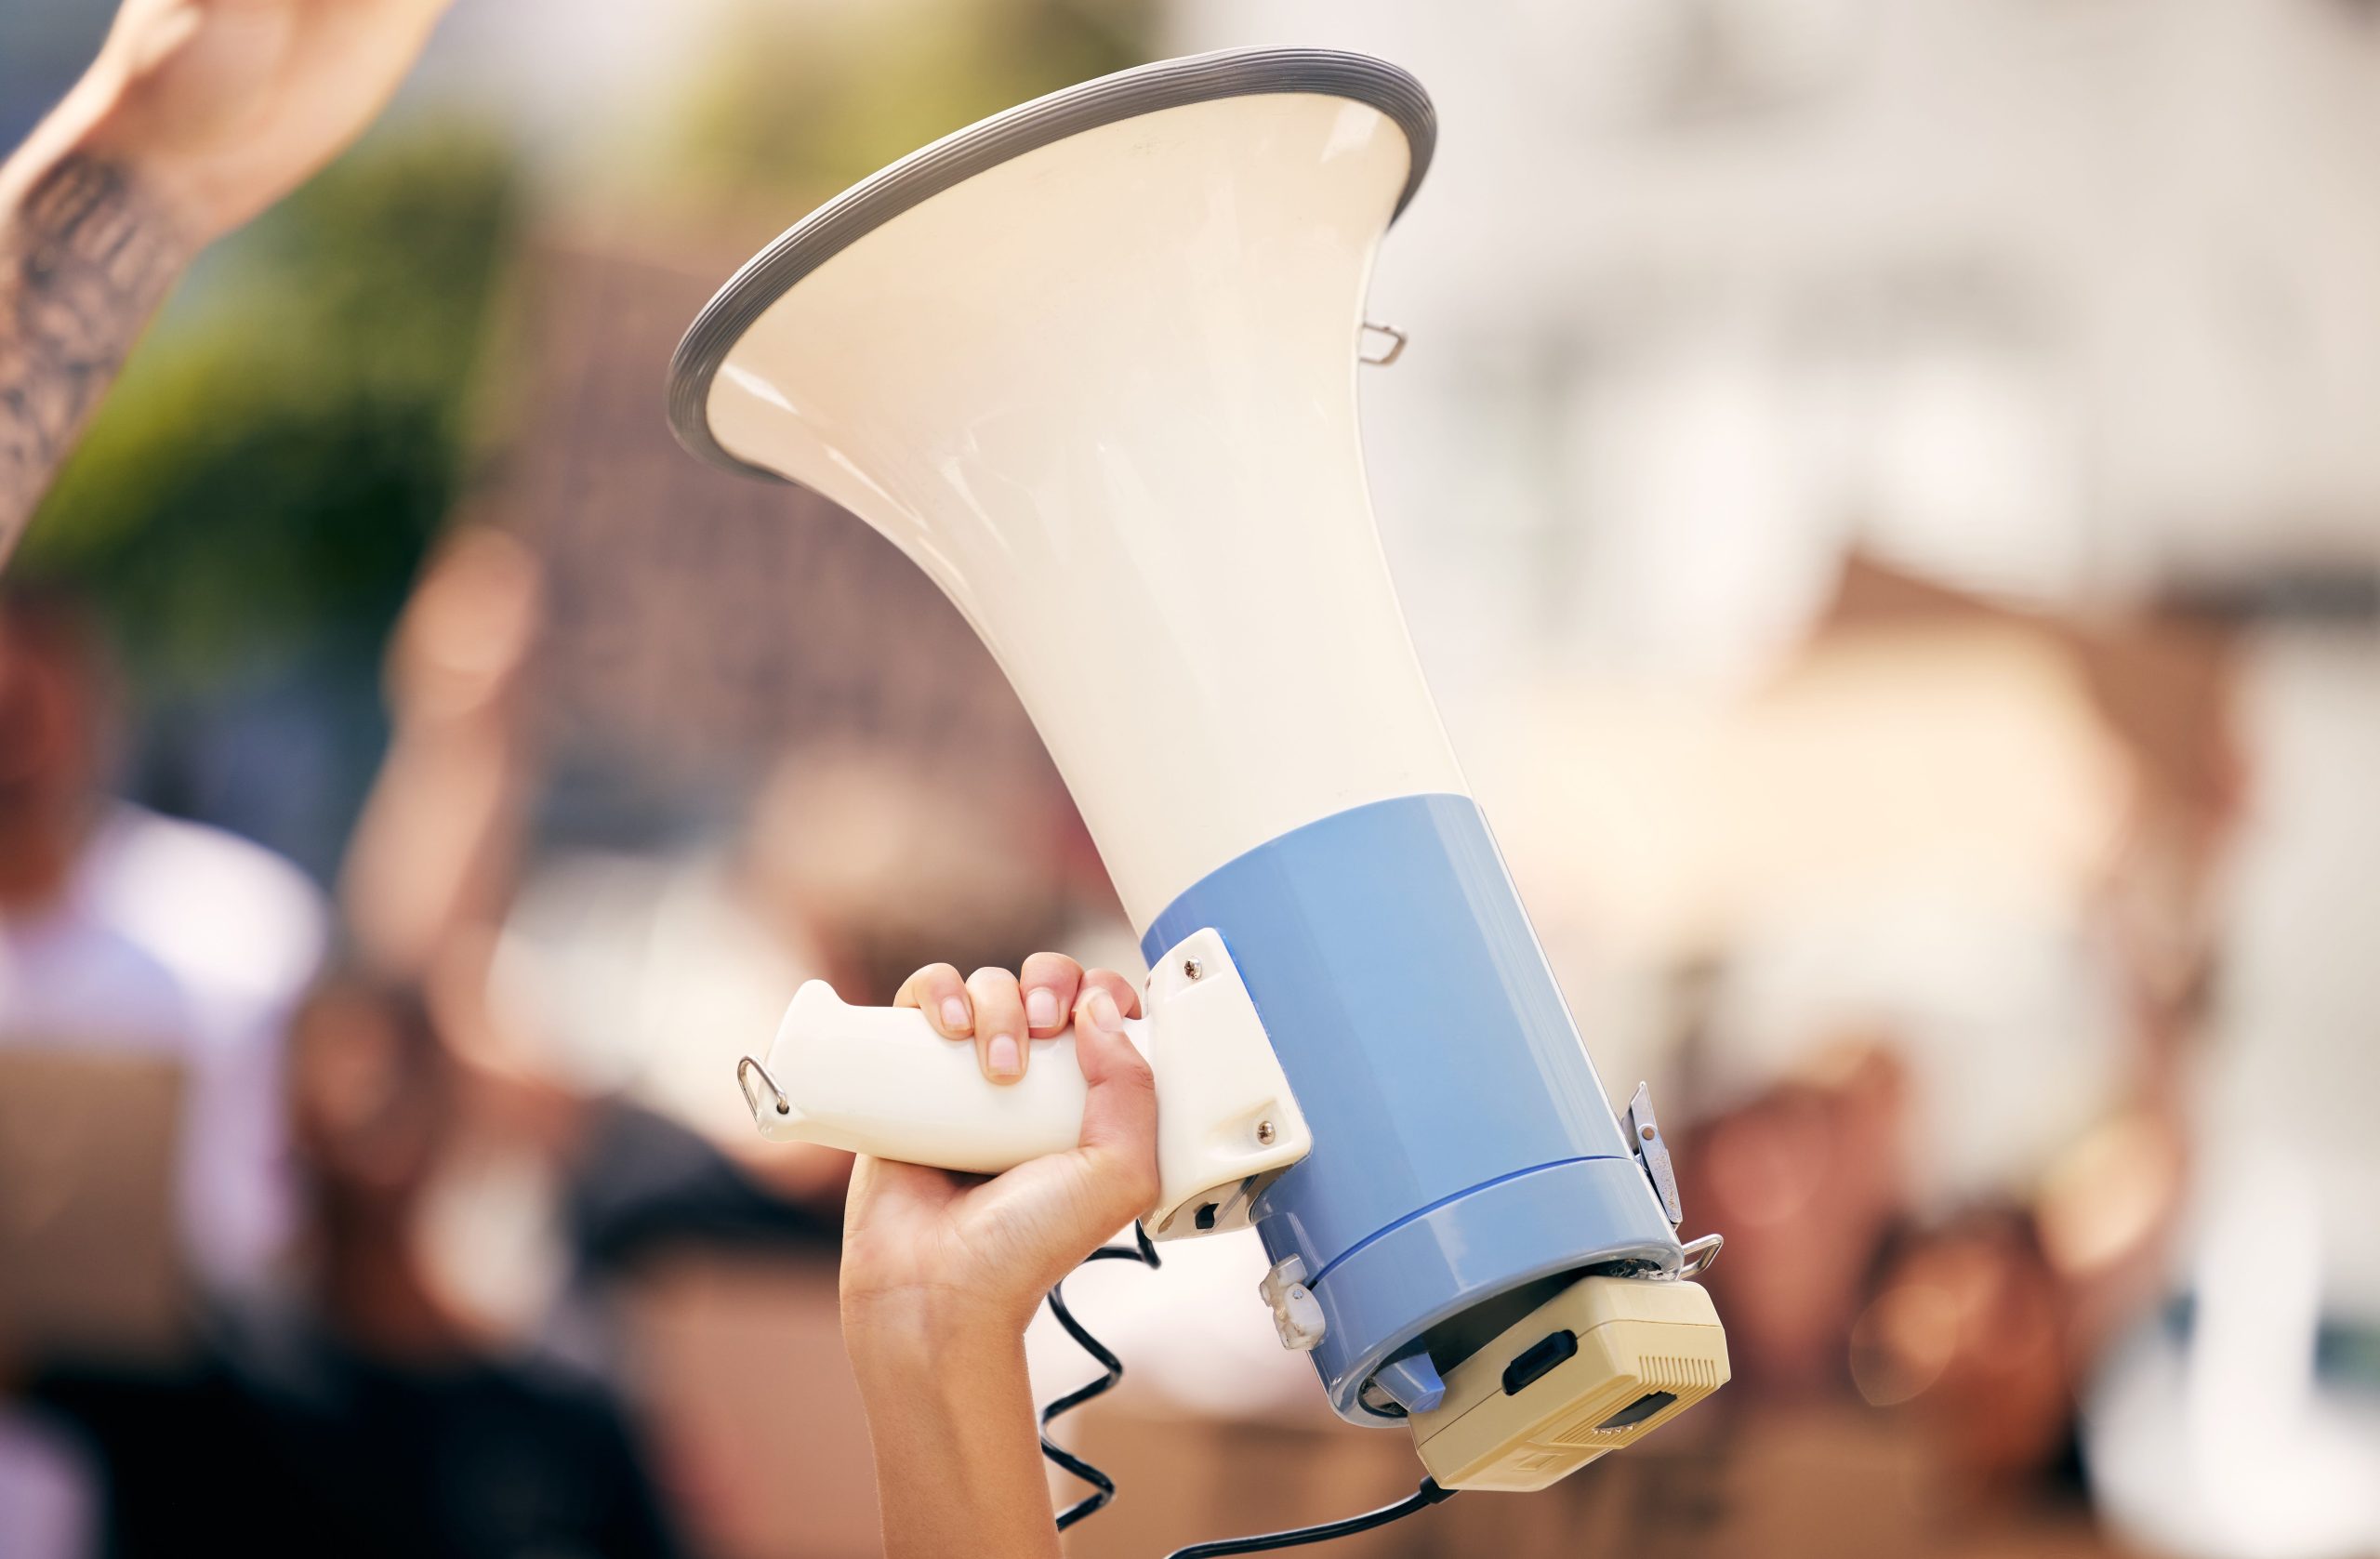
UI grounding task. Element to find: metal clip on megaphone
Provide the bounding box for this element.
[673,44,1729,1522]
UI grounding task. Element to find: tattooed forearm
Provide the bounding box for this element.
[0,152,187,566]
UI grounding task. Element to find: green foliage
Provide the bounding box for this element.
[19,126,521,689]
[670,0,1154,212]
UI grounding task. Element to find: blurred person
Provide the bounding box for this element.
[340,523,547,989]
[331,529,1139,1552]
[481,736,1078,1165]
[628,742,1078,1137]
[35,966,681,1558]
[342,527,1078,1156]
[2077,632,2380,1559]
[1638,572,2247,1542]
[0,0,456,565]
[1848,1208,2074,1499]
[1677,935,2207,1513]
[341,538,1011,1555]
[0,588,323,1559]
[0,585,324,1291]
[1684,1039,1911,1400]
[341,531,1007,1236]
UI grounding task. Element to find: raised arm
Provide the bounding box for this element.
[843,960,1157,1559]
[0,0,453,564]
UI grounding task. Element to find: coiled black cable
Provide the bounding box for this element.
[1039,1222,1162,1530]
[1036,1226,1462,1553]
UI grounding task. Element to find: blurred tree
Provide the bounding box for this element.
[15,126,522,692]
[668,0,1153,212]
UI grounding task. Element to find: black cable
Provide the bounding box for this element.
[1039,1222,1161,1530]
[1038,1230,1461,1553]
[1161,1479,1459,1557]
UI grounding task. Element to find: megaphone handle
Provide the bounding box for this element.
[744,979,1136,1175]
[743,932,1313,1237]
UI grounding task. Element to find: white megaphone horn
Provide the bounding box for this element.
[672,48,1726,1496]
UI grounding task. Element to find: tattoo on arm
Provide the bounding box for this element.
[0,152,185,566]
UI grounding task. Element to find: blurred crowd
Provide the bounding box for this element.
[7,522,2363,1559]
[0,494,1113,1549]
[7,2,2380,1557]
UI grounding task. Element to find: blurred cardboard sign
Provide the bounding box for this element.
[1061,1396,2131,1559]
[1056,1398,1439,1559]
[618,1251,881,1559]
[1053,1375,1632,1559]
[0,1048,186,1366]
[1485,555,2238,963]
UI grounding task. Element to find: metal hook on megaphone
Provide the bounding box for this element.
[1679,1232,1724,1279]
[1359,321,1408,366]
[738,1055,790,1120]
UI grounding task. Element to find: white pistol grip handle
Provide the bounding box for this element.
[739,930,1312,1238]
[745,982,1117,1173]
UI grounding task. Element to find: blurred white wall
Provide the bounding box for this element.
[2216,630,2380,1318]
[2085,628,2380,1553]
[1172,0,2380,698]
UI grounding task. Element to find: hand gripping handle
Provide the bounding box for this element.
[738,929,1312,1239]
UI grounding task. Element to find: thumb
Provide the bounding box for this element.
[1072,987,1157,1206]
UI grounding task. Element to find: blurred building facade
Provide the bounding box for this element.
[1178,0,2380,682]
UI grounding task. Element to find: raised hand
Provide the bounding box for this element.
[840,957,1157,1559]
[0,0,456,562]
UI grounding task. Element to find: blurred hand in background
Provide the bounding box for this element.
[340,525,544,985]
[29,0,457,245]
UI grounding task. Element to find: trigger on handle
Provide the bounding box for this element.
[739,1055,790,1121]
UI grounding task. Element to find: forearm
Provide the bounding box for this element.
[0,81,192,566]
[848,1311,1062,1559]
[340,711,531,978]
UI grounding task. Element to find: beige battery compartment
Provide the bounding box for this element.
[1408,1275,1729,1492]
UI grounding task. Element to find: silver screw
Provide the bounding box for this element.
[1182,958,1204,981]
[1257,1119,1276,1146]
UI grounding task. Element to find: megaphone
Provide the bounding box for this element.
[672,48,1726,1497]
